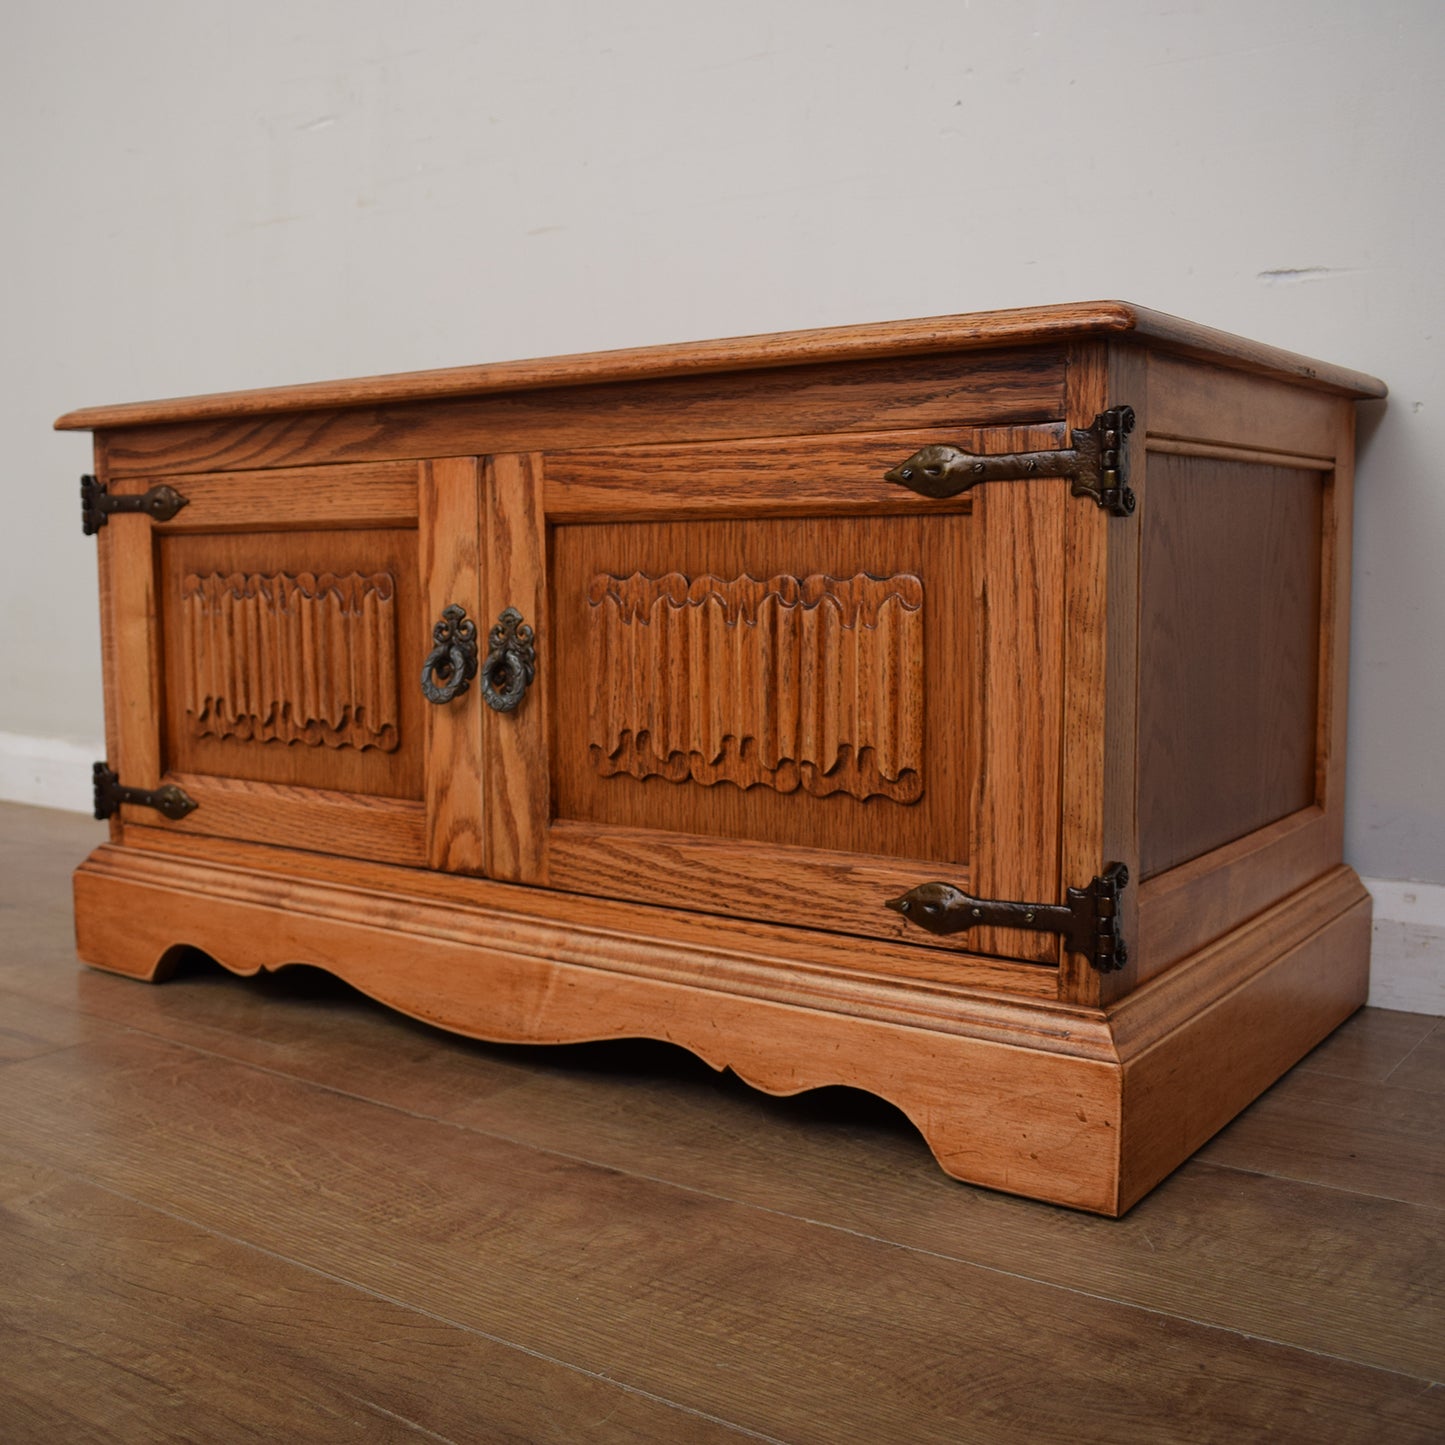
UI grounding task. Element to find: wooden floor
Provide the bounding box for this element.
[1,803,1441,1443]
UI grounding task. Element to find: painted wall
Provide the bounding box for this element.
[3,0,1442,897]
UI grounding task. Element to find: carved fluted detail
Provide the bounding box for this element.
[181,572,400,751]
[587,572,924,802]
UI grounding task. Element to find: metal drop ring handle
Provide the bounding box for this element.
[481,607,536,713]
[421,604,479,704]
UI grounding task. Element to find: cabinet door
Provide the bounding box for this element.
[480,428,1069,963]
[98,458,484,871]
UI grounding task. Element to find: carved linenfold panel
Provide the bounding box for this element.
[587,571,924,802]
[180,571,400,751]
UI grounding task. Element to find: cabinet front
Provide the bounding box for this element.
[488,427,1072,965]
[98,426,1073,967]
[96,458,484,871]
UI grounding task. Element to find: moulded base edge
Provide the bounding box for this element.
[71,847,1370,1216]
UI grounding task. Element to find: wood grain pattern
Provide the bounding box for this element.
[545,508,979,950]
[1107,867,1367,1060]
[153,775,427,867]
[1116,888,1371,1211]
[82,839,1072,1029]
[179,570,400,751]
[69,843,1374,1218]
[1147,437,1335,470]
[1145,353,1343,456]
[104,510,164,824]
[125,459,420,533]
[1197,1061,1445,1209]
[968,435,1067,963]
[54,300,1381,433]
[13,1016,1442,1443]
[70,848,1123,1211]
[481,453,550,883]
[551,513,969,867]
[14,806,1437,1403]
[545,822,1003,967]
[0,1155,740,1444]
[1129,379,1355,977]
[543,427,986,521]
[1295,1006,1441,1086]
[1056,342,1143,1006]
[115,821,1054,997]
[1138,455,1324,878]
[159,529,425,803]
[86,350,1067,479]
[419,457,485,875]
[1135,807,1335,976]
[62,309,1381,1220]
[587,571,924,802]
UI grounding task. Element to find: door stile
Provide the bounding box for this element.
[967,440,1069,964]
[103,472,167,831]
[481,452,551,883]
[420,457,487,874]
[1057,341,1144,1007]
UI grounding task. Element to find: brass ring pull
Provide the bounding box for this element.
[421,604,479,704]
[480,607,536,713]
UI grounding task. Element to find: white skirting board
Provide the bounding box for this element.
[0,732,104,815]
[1,730,1441,1015]
[1361,878,1445,1016]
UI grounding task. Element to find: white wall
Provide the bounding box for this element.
[4,1,1442,997]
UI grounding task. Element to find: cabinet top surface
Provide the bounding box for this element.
[55,299,1386,432]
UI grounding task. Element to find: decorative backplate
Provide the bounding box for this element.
[421,603,480,705]
[587,571,924,802]
[180,571,400,751]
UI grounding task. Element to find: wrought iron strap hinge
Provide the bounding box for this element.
[92,762,198,822]
[81,474,189,535]
[884,407,1137,517]
[886,863,1130,973]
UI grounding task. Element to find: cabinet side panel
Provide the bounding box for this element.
[1138,455,1323,879]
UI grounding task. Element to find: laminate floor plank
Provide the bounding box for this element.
[9,951,1438,1381]
[0,804,106,917]
[1195,1068,1445,1208]
[8,802,1445,1441]
[1,1027,1442,1445]
[437,1079,1445,1383]
[1387,1021,1445,1094]
[0,1149,756,1445]
[0,988,129,1063]
[1293,1006,1440,1084]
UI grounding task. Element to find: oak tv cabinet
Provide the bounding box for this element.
[62,301,1385,1215]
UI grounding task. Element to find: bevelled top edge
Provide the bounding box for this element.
[54,300,1386,432]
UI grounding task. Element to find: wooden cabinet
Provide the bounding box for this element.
[63,302,1385,1214]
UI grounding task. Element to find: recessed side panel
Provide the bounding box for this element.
[1138,456,1324,879]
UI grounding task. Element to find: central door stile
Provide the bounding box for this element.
[481,452,551,885]
[420,457,487,875]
